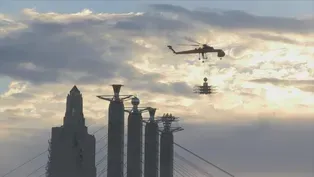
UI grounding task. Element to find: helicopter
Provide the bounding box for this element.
[193,77,215,95]
[167,37,225,62]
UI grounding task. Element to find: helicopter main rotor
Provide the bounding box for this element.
[176,37,211,48]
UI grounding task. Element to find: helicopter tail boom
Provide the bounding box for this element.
[167,45,177,54]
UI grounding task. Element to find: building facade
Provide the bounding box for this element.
[46,86,96,177]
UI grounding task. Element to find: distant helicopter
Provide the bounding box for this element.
[167,37,225,62]
[193,77,215,95]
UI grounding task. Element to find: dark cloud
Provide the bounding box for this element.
[0,26,116,84]
[0,20,16,27]
[0,17,23,31]
[9,92,34,99]
[1,108,29,117]
[2,5,311,97]
[250,78,314,93]
[299,85,314,92]
[150,4,314,33]
[150,4,190,14]
[1,6,314,177]
[0,11,199,97]
[126,79,194,98]
[249,33,300,44]
[114,14,192,32]
[0,23,159,94]
[251,78,314,85]
[251,78,314,92]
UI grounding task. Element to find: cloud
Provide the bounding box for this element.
[0,5,313,126]
[114,14,191,32]
[249,33,301,44]
[0,8,197,97]
[0,5,314,177]
[251,78,314,93]
[0,5,312,119]
[0,14,27,35]
[251,78,314,85]
[149,4,314,33]
[22,8,143,23]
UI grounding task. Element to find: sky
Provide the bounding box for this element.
[0,1,314,177]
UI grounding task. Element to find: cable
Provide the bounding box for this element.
[91,125,106,135]
[97,164,107,177]
[1,150,48,177]
[174,142,235,177]
[175,151,213,177]
[1,124,107,177]
[95,144,108,155]
[26,164,46,177]
[95,145,110,176]
[174,160,199,177]
[142,121,220,177]
[96,154,107,167]
[123,163,128,177]
[173,161,185,177]
[13,120,233,177]
[175,154,203,177]
[95,135,107,144]
[37,173,45,177]
[174,161,194,177]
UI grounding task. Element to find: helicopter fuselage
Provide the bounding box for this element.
[168,45,224,57]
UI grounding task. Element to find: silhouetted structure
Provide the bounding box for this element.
[193,77,215,95]
[125,97,149,177]
[144,107,160,177]
[97,85,132,177]
[46,86,96,177]
[167,38,226,61]
[159,114,183,177]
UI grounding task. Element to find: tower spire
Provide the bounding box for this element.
[70,85,80,93]
[64,85,85,127]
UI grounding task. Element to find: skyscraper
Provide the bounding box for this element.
[46,86,96,177]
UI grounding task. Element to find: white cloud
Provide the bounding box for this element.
[0,5,313,128]
[22,8,143,23]
[0,5,314,177]
[0,14,27,35]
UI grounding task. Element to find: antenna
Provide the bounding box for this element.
[193,77,216,95]
[97,84,133,102]
[148,107,157,121]
[158,113,183,133]
[124,96,150,113]
[112,84,122,100]
[142,107,161,124]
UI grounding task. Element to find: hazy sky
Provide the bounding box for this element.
[1,1,313,17]
[0,1,313,177]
